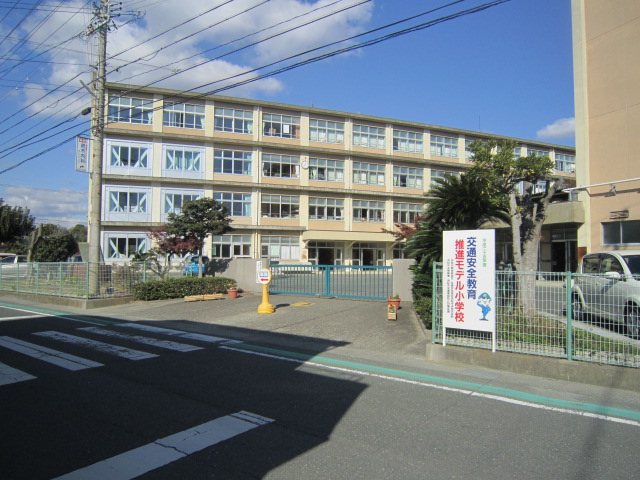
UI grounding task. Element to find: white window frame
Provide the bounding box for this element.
[430,135,458,158]
[393,203,422,223]
[261,236,300,260]
[104,232,148,260]
[161,189,203,222]
[212,235,252,258]
[353,200,385,222]
[309,197,344,220]
[430,169,460,187]
[163,102,205,129]
[528,148,549,158]
[261,194,300,218]
[162,144,205,179]
[263,113,300,138]
[214,149,252,175]
[214,192,252,217]
[106,140,152,176]
[555,153,575,173]
[353,161,385,186]
[393,166,423,188]
[352,124,386,149]
[309,158,344,182]
[104,186,151,222]
[310,119,345,144]
[393,129,423,153]
[214,107,253,134]
[107,96,153,124]
[262,154,299,179]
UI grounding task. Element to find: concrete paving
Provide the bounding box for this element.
[0,291,638,391]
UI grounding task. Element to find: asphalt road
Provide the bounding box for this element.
[1,302,639,479]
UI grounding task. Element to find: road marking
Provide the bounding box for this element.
[53,411,274,480]
[0,361,36,385]
[221,343,640,427]
[117,323,241,344]
[0,314,45,322]
[0,336,103,370]
[78,327,203,352]
[33,331,157,360]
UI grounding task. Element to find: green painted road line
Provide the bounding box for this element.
[234,343,640,422]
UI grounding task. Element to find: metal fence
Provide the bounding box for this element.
[432,265,640,368]
[269,264,392,300]
[0,261,178,299]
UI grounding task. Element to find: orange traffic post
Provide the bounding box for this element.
[257,267,275,314]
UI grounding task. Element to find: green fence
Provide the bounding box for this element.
[0,262,178,299]
[432,265,640,368]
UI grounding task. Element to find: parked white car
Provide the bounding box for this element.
[0,255,29,278]
[572,251,640,338]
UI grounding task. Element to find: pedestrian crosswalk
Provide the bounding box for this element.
[0,322,242,387]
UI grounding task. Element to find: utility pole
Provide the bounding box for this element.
[87,0,110,295]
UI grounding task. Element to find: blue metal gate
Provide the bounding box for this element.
[269,264,392,300]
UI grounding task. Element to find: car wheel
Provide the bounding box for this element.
[625,304,640,339]
[572,295,583,322]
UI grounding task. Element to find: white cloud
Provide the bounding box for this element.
[18,0,373,116]
[536,117,575,140]
[2,185,86,229]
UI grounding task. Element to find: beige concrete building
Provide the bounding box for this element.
[97,82,576,268]
[572,0,640,257]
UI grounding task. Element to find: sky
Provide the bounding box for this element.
[0,0,575,228]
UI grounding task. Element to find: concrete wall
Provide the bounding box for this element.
[392,259,415,302]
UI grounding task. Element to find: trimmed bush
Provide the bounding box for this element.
[413,295,433,330]
[132,276,236,301]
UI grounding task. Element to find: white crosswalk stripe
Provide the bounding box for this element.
[0,336,103,370]
[78,327,204,352]
[33,331,158,360]
[0,361,36,386]
[116,323,242,344]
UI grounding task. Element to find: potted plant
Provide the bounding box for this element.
[387,293,401,311]
[226,281,239,299]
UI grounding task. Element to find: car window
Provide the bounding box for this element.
[1,256,14,263]
[600,255,623,274]
[16,256,27,263]
[622,255,640,275]
[582,255,600,274]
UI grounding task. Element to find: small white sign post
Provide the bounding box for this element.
[442,229,496,351]
[257,268,274,314]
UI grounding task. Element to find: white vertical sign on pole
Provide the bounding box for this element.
[442,229,496,351]
[76,136,89,172]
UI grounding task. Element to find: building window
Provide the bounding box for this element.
[163,103,205,129]
[555,153,575,173]
[262,154,299,178]
[309,119,344,143]
[163,145,204,178]
[353,200,385,222]
[162,190,202,221]
[528,148,548,158]
[353,124,385,149]
[353,161,385,186]
[107,140,151,175]
[212,235,251,258]
[430,169,459,187]
[214,192,251,217]
[263,113,300,138]
[393,243,407,259]
[309,197,344,220]
[214,107,253,134]
[393,166,423,188]
[214,149,252,175]
[430,135,458,158]
[261,194,300,218]
[393,203,422,223]
[105,233,147,259]
[393,130,423,153]
[105,187,150,221]
[309,158,344,182]
[603,221,640,246]
[261,236,300,260]
[107,96,153,124]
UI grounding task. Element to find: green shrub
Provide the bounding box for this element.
[413,294,433,330]
[132,276,236,301]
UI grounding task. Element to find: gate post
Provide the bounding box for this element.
[325,265,331,296]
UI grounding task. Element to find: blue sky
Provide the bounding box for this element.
[0,0,574,227]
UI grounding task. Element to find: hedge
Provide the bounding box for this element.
[132,276,236,301]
